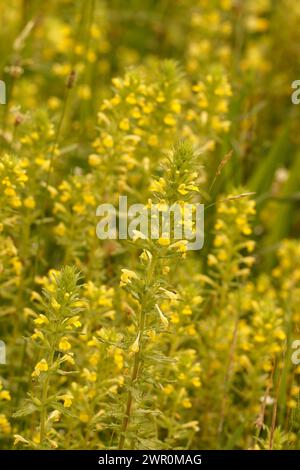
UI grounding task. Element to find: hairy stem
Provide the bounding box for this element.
[118,255,156,449]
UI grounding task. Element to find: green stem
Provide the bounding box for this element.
[39,339,56,447]
[39,376,49,445]
[118,302,147,450]
[118,254,156,450]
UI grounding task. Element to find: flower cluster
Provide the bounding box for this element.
[13,267,85,449]
[1,0,300,453]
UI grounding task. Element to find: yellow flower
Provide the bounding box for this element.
[48,96,61,110]
[148,134,158,146]
[170,312,180,324]
[84,194,95,206]
[24,196,35,209]
[4,187,16,197]
[82,369,97,382]
[130,107,141,119]
[73,203,85,215]
[59,337,71,351]
[53,222,66,237]
[182,398,192,409]
[150,177,166,193]
[158,237,170,246]
[163,384,174,395]
[143,103,154,114]
[0,414,11,435]
[246,16,269,33]
[60,394,73,408]
[163,114,176,126]
[125,93,137,105]
[67,316,82,328]
[32,359,48,377]
[88,154,101,167]
[12,257,22,275]
[208,254,218,266]
[51,298,61,311]
[169,240,188,254]
[12,197,22,208]
[191,377,201,388]
[291,385,300,396]
[274,330,286,341]
[34,314,49,326]
[245,240,255,253]
[120,268,138,286]
[114,349,124,369]
[217,250,228,261]
[61,354,75,365]
[32,433,41,445]
[103,134,114,148]
[254,334,266,343]
[186,325,196,336]
[177,183,188,195]
[0,390,11,401]
[79,412,90,423]
[214,235,225,247]
[89,352,99,366]
[119,118,130,131]
[156,93,165,103]
[182,306,192,316]
[287,399,297,409]
[170,100,181,114]
[31,329,45,342]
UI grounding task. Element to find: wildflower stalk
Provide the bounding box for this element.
[14,267,84,449]
[118,141,201,448]
[118,254,156,450]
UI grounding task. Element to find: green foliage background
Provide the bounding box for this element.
[0,0,300,450]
